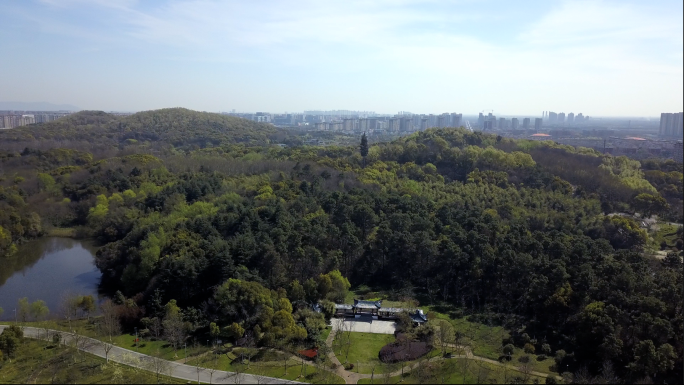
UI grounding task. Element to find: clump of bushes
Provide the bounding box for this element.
[379,335,431,363]
[524,343,536,354]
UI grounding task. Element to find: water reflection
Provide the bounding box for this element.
[0,238,101,320]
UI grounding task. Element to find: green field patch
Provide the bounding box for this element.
[0,339,183,384]
[357,357,547,384]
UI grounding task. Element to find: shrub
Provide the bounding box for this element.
[537,354,547,361]
[545,376,557,384]
[541,343,552,355]
[503,344,515,357]
[518,355,530,364]
[379,340,431,363]
[554,350,566,365]
[524,343,536,354]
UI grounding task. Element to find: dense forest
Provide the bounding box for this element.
[0,109,682,383]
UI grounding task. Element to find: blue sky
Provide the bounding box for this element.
[1,0,682,116]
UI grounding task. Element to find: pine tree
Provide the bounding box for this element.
[360,133,369,168]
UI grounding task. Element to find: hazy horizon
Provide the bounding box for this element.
[0,101,671,120]
[2,0,682,116]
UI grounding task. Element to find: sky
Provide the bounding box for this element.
[1,0,682,116]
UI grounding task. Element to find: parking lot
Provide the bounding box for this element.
[331,317,397,335]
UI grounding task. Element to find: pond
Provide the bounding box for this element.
[0,237,101,320]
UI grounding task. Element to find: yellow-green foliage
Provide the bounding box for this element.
[600,156,656,193]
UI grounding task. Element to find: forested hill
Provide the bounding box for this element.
[0,122,682,383]
[0,108,278,149]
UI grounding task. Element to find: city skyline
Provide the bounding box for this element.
[1,0,681,116]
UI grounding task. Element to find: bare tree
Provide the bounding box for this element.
[476,361,491,384]
[144,350,172,384]
[282,345,292,376]
[253,362,268,384]
[437,319,454,356]
[232,360,244,384]
[520,361,533,384]
[60,291,80,332]
[597,361,619,384]
[195,353,204,384]
[381,362,395,384]
[342,319,355,363]
[204,352,219,385]
[100,340,115,363]
[99,299,121,342]
[121,352,143,374]
[163,314,186,354]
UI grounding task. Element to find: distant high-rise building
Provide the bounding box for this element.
[567,113,575,124]
[451,113,462,127]
[478,113,484,126]
[20,114,35,126]
[499,118,506,129]
[343,118,356,131]
[400,117,413,132]
[576,113,584,123]
[420,118,429,130]
[548,112,557,123]
[483,120,494,130]
[659,112,683,138]
[428,114,437,128]
[511,118,519,130]
[522,118,530,130]
[558,113,565,123]
[437,114,447,128]
[388,118,400,132]
[534,118,543,131]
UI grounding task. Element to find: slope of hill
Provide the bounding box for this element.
[0,108,278,149]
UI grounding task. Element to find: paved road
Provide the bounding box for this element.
[0,326,300,384]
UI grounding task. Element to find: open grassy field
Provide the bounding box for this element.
[357,357,548,384]
[0,339,183,384]
[648,223,682,250]
[0,319,211,362]
[186,348,344,384]
[332,331,441,375]
[426,308,507,360]
[333,331,394,373]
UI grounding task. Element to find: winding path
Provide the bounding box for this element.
[323,327,562,384]
[0,326,301,384]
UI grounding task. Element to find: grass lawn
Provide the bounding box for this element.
[1,319,211,361]
[357,357,548,384]
[426,308,508,361]
[649,223,682,250]
[333,332,394,373]
[321,326,332,342]
[509,349,556,374]
[0,339,183,384]
[186,348,344,384]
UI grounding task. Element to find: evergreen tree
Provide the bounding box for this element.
[360,133,369,168]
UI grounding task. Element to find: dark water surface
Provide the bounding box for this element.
[0,237,101,320]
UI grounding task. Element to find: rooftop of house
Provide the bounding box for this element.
[410,309,428,323]
[354,299,383,309]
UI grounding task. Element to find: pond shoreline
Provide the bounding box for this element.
[0,237,102,321]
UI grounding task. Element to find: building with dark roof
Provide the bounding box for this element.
[329,300,429,324]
